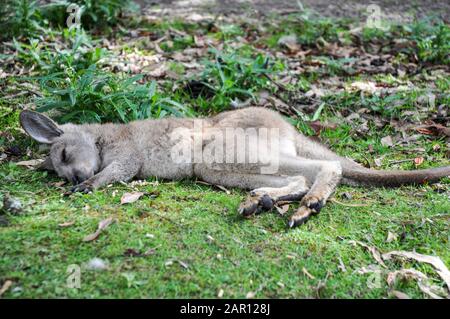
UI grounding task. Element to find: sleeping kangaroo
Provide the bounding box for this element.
[19,108,450,227]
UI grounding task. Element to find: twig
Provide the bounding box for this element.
[329,198,370,207]
[263,73,291,92]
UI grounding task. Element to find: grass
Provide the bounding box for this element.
[1,162,449,298]
[1,100,449,298]
[0,2,449,299]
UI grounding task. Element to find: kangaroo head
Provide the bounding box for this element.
[20,110,100,184]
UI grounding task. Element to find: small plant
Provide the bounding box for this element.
[35,65,190,124]
[0,0,42,40]
[317,56,356,76]
[13,28,106,76]
[414,23,449,64]
[40,0,134,30]
[190,47,283,112]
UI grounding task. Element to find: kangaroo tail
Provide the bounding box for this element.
[341,163,450,187]
[295,135,450,187]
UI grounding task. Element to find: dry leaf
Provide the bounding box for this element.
[83,217,116,242]
[349,240,387,268]
[414,124,450,137]
[142,248,156,256]
[215,185,231,194]
[275,204,290,215]
[58,221,75,228]
[217,289,224,298]
[177,260,189,269]
[391,290,411,299]
[308,120,338,135]
[374,157,383,167]
[86,258,108,271]
[338,257,347,272]
[277,34,299,53]
[382,250,450,291]
[387,268,446,299]
[0,280,13,297]
[380,135,394,147]
[165,260,174,266]
[350,81,378,94]
[386,231,398,243]
[15,159,44,167]
[302,267,315,279]
[120,192,144,204]
[246,291,256,299]
[414,157,424,166]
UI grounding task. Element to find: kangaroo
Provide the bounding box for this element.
[19,108,450,227]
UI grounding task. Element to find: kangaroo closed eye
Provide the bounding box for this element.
[61,148,67,162]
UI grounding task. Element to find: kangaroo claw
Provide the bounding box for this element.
[70,182,93,194]
[288,206,313,228]
[239,194,274,217]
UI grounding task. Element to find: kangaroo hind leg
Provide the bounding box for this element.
[193,165,308,217]
[277,156,342,227]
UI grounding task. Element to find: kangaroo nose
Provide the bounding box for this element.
[72,169,91,184]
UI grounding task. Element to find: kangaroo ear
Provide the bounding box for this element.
[20,111,63,144]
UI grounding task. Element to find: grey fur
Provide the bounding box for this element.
[19,108,450,227]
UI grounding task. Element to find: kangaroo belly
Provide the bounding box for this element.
[138,158,194,180]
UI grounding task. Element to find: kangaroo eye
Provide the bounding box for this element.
[61,148,67,162]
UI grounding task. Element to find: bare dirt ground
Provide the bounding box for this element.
[136,0,449,21]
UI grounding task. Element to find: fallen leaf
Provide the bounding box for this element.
[275,204,290,215]
[414,124,450,137]
[382,250,450,291]
[277,34,299,53]
[246,291,256,299]
[386,231,398,243]
[15,159,44,167]
[308,120,338,135]
[414,157,424,167]
[215,185,231,194]
[0,280,13,297]
[86,258,108,271]
[302,267,315,279]
[51,181,66,188]
[83,217,116,242]
[391,290,411,299]
[374,157,383,167]
[217,289,224,298]
[387,268,446,299]
[350,81,378,94]
[177,260,189,269]
[380,135,394,147]
[349,240,387,268]
[2,195,22,214]
[338,257,347,272]
[120,192,144,204]
[143,248,156,256]
[58,221,75,228]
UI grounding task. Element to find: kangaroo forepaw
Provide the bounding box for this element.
[288,206,314,228]
[238,193,274,217]
[71,182,94,194]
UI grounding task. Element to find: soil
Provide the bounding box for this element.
[135,0,449,21]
